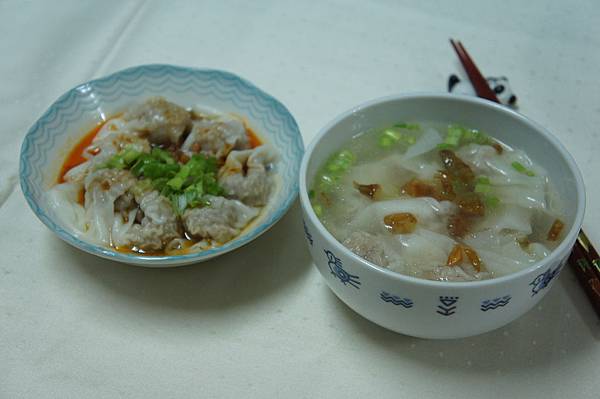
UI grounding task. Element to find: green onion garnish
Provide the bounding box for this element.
[95,146,222,214]
[317,150,356,190]
[378,135,394,148]
[313,204,323,217]
[394,122,420,130]
[441,124,492,148]
[444,126,463,147]
[475,183,492,194]
[378,128,418,149]
[511,161,535,176]
[484,195,500,208]
[475,176,491,185]
[383,129,401,142]
[436,143,456,150]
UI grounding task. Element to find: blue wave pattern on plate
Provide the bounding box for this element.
[20,65,304,264]
[380,291,413,308]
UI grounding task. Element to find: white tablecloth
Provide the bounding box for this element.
[2,1,599,398]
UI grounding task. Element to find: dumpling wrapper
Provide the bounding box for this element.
[402,127,443,160]
[46,181,87,234]
[472,204,533,235]
[342,155,415,197]
[349,197,455,235]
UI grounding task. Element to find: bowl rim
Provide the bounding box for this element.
[20,63,304,266]
[300,92,586,288]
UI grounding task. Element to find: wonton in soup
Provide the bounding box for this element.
[310,122,565,281]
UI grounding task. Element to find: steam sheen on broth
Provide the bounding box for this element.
[310,122,565,281]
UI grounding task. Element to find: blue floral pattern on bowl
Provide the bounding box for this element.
[529,265,562,296]
[325,249,361,289]
[20,64,304,266]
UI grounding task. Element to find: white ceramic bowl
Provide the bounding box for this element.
[20,64,303,267]
[300,93,585,339]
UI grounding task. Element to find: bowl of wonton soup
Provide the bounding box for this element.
[299,93,585,338]
[20,65,303,266]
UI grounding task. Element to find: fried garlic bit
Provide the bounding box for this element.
[439,149,475,187]
[446,244,484,272]
[437,171,455,201]
[547,219,565,241]
[447,214,470,238]
[383,212,417,234]
[491,141,504,154]
[446,244,463,266]
[353,181,382,200]
[456,194,485,217]
[463,245,483,272]
[437,149,488,238]
[402,178,436,198]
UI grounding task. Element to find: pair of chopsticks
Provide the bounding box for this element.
[449,39,600,317]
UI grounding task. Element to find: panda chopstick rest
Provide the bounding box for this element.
[448,74,518,107]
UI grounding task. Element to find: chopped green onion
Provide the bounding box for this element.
[379,135,395,148]
[142,162,179,179]
[326,162,342,172]
[313,204,323,217]
[123,148,142,164]
[100,146,222,213]
[461,128,474,141]
[337,150,355,162]
[96,145,143,170]
[511,161,535,176]
[308,189,316,199]
[444,126,463,147]
[383,129,402,142]
[96,156,125,170]
[130,153,180,178]
[394,122,420,130]
[378,127,418,148]
[445,124,492,147]
[475,183,492,194]
[473,131,491,145]
[318,150,356,188]
[151,177,170,192]
[326,156,352,172]
[93,143,222,214]
[484,195,500,208]
[436,143,456,150]
[318,174,336,190]
[167,165,191,190]
[475,176,491,185]
[151,147,176,164]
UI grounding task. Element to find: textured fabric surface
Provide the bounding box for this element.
[1,1,599,398]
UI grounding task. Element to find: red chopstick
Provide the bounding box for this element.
[449,39,600,317]
[449,39,500,103]
[569,238,600,315]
